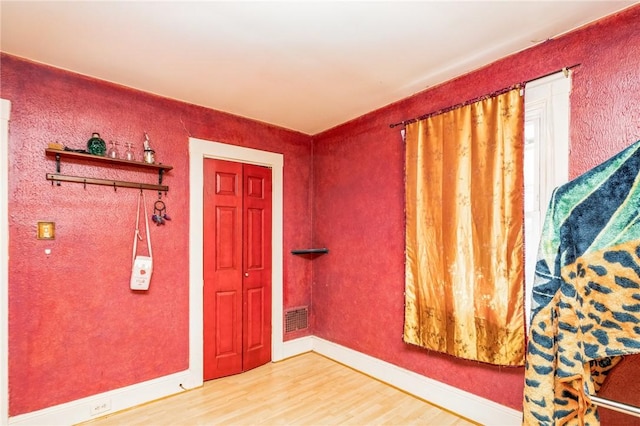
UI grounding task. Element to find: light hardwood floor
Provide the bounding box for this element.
[83,352,478,425]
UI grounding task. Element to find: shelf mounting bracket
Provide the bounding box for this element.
[54,153,61,186]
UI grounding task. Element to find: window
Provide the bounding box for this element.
[524,72,571,328]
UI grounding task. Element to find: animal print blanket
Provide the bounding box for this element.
[523,140,640,425]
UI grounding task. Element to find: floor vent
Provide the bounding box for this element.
[284,306,308,333]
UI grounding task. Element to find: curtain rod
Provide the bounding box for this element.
[389,64,580,129]
[591,395,640,418]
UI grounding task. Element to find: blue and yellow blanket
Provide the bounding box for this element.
[523,140,640,425]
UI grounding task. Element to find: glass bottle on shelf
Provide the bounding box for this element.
[124,142,135,161]
[143,132,155,164]
[107,140,120,159]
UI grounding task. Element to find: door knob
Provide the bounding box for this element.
[244,272,249,277]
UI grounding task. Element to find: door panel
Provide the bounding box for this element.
[216,207,237,270]
[215,291,238,355]
[203,159,243,380]
[242,164,272,372]
[246,287,265,350]
[204,159,272,380]
[246,208,264,270]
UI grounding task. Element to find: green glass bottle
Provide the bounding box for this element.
[87,132,106,156]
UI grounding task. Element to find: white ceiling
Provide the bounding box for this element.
[1,1,637,135]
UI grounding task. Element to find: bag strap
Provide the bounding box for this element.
[132,191,152,264]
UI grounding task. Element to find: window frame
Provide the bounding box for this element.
[523,72,571,328]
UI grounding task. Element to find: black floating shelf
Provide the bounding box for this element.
[291,248,329,256]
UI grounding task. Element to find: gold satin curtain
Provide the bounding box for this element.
[403,89,525,366]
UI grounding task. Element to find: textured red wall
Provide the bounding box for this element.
[4,4,640,418]
[1,53,313,416]
[311,6,640,410]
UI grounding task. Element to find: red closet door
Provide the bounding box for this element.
[203,159,272,380]
[241,163,272,372]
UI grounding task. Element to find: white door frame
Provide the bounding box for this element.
[188,138,284,387]
[1,99,11,424]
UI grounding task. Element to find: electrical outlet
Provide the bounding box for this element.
[90,398,112,416]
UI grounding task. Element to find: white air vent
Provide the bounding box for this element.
[284,306,308,333]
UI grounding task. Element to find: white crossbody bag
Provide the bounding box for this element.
[130,191,153,290]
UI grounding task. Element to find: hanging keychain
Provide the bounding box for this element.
[152,196,171,225]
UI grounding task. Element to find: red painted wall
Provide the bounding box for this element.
[1,53,313,416]
[311,6,640,410]
[3,3,640,418]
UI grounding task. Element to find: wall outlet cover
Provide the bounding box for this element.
[89,399,112,416]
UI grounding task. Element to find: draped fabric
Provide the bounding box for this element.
[403,88,525,366]
[523,140,640,425]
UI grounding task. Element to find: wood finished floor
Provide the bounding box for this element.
[83,352,478,426]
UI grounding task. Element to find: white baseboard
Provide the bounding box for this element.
[8,369,198,426]
[8,336,521,426]
[310,337,522,426]
[280,335,314,359]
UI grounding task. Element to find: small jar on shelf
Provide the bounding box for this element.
[87,132,106,156]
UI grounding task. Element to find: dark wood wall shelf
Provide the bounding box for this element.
[45,148,173,192]
[291,248,329,258]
